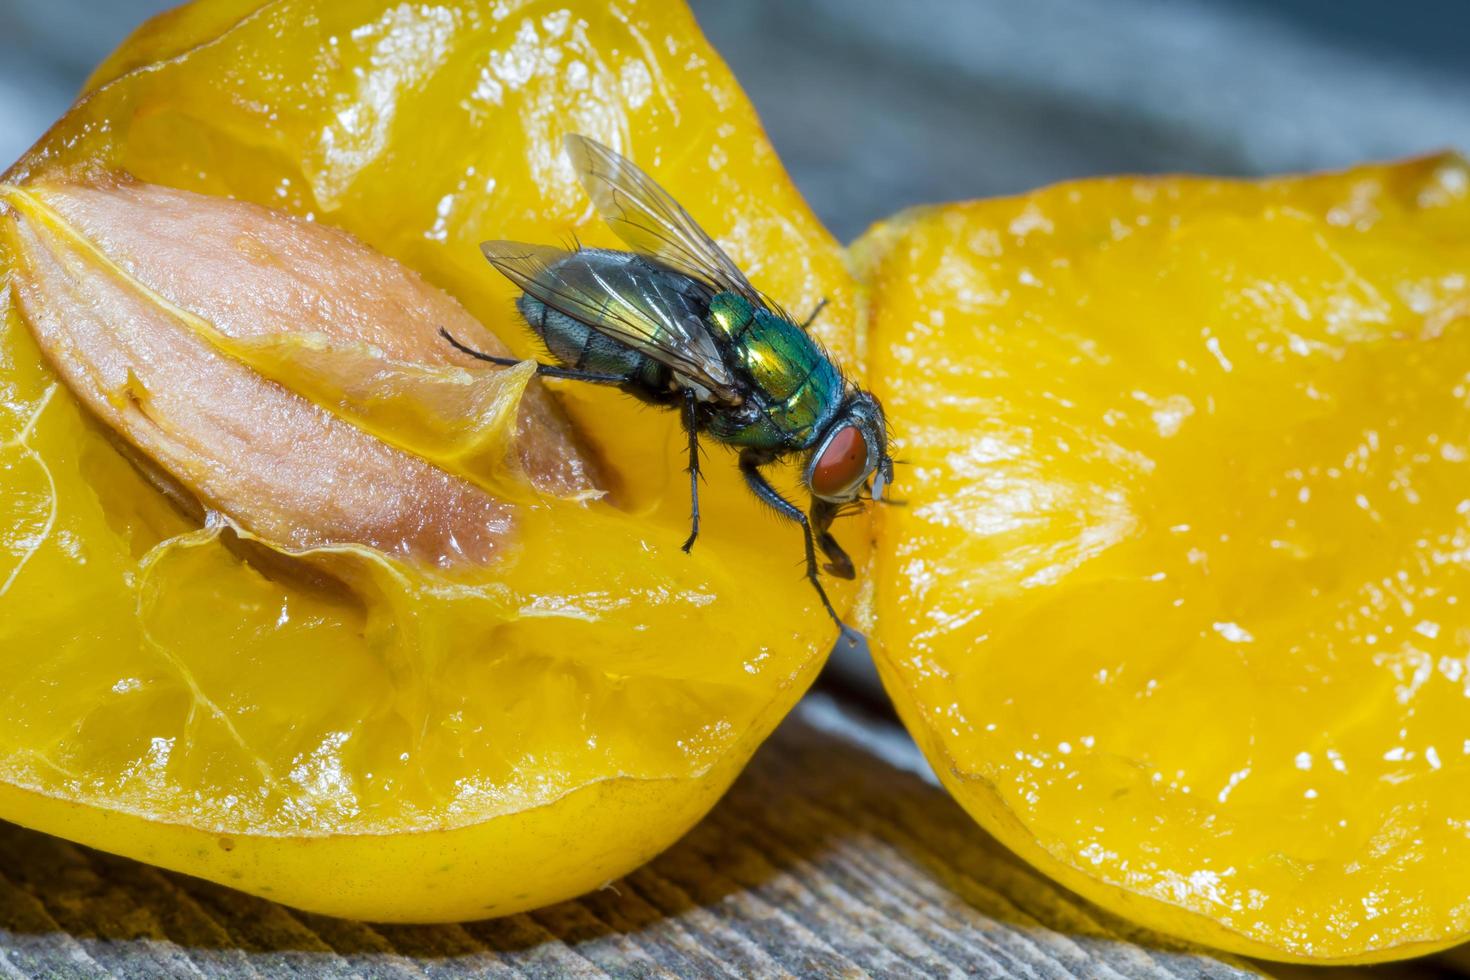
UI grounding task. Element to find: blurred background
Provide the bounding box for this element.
[4,0,1469,241]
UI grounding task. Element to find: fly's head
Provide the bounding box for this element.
[804,389,894,507]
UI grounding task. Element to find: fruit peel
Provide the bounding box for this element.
[0,749,739,923]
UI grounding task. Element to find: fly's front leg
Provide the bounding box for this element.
[440,328,626,384]
[739,451,858,645]
[681,389,702,554]
[800,297,829,330]
[810,498,855,579]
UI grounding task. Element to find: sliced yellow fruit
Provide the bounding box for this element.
[858,155,1470,962]
[0,0,860,921]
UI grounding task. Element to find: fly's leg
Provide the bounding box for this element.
[529,365,630,383]
[739,451,859,645]
[681,389,702,554]
[800,297,829,331]
[440,328,626,384]
[810,499,855,579]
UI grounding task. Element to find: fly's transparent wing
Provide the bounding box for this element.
[565,134,765,308]
[481,241,739,399]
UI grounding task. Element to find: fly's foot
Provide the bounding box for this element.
[818,533,855,580]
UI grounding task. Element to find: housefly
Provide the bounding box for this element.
[443,135,893,638]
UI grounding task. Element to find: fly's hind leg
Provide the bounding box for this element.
[440,328,626,384]
[810,499,855,579]
[681,389,702,554]
[739,450,859,645]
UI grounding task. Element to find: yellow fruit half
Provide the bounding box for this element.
[858,155,1470,962]
[0,0,860,921]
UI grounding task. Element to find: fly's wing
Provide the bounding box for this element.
[565,135,767,309]
[481,241,739,400]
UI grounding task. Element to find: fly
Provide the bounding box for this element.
[443,135,894,639]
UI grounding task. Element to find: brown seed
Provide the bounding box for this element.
[2,175,601,567]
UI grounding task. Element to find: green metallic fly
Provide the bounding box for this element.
[442,135,893,636]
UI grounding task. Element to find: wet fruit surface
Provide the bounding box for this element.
[859,155,1470,962]
[0,0,860,921]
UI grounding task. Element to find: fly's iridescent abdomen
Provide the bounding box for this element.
[704,293,842,451]
[515,247,708,402]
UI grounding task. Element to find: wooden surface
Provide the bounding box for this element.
[0,691,1272,979]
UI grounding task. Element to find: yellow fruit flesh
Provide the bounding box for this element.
[0,0,860,921]
[858,155,1470,962]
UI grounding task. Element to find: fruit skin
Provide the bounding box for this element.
[0,759,737,923]
[0,0,859,922]
[856,154,1470,963]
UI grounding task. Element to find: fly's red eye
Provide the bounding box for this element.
[812,424,869,498]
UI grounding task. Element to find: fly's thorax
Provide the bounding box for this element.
[703,299,844,451]
[706,292,756,340]
[727,309,833,403]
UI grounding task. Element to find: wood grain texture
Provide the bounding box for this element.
[0,691,1273,979]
